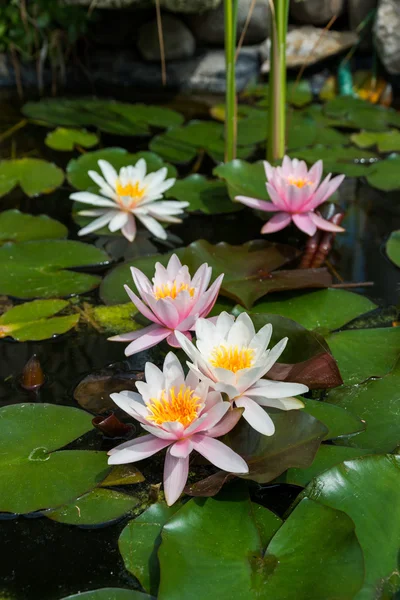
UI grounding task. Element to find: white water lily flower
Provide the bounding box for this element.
[70,158,188,242]
[175,312,309,436]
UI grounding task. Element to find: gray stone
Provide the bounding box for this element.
[290,0,344,25]
[188,0,269,46]
[65,0,222,11]
[375,0,400,74]
[187,47,260,92]
[138,15,196,61]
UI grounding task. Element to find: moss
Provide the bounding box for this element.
[90,303,142,335]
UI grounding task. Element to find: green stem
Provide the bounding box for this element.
[267,0,289,162]
[224,0,238,162]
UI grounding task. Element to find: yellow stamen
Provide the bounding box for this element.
[154,281,195,300]
[210,345,255,373]
[287,176,312,189]
[115,180,146,209]
[146,384,202,426]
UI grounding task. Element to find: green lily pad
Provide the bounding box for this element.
[303,455,400,600]
[166,174,241,215]
[325,327,400,385]
[301,398,364,440]
[47,488,139,526]
[0,403,110,514]
[60,589,153,600]
[323,96,400,131]
[326,360,400,452]
[0,299,79,341]
[287,81,313,107]
[67,148,177,191]
[45,127,99,151]
[214,160,268,201]
[386,230,400,267]
[158,488,363,600]
[23,98,184,136]
[366,155,400,191]
[0,158,64,198]
[119,502,182,596]
[0,210,67,245]
[293,145,377,177]
[100,464,144,487]
[351,130,400,153]
[252,289,377,334]
[0,240,110,299]
[88,303,140,335]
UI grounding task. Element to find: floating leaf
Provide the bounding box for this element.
[87,303,140,335]
[293,145,377,177]
[0,240,109,299]
[323,96,400,131]
[67,148,177,191]
[23,98,183,136]
[252,289,377,335]
[351,130,400,153]
[301,398,364,440]
[0,299,79,341]
[60,589,153,600]
[45,127,99,151]
[366,155,400,191]
[166,174,241,215]
[47,488,139,526]
[267,352,343,390]
[287,81,313,107]
[386,230,400,267]
[326,360,400,452]
[213,160,269,201]
[0,403,110,514]
[0,210,67,245]
[100,464,144,487]
[303,455,400,599]
[325,327,400,385]
[0,158,64,198]
[119,502,182,596]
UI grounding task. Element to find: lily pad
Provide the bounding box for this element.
[386,230,400,267]
[0,210,67,245]
[214,160,269,201]
[0,403,110,514]
[0,158,64,198]
[252,289,377,334]
[351,130,400,153]
[0,299,79,341]
[45,127,99,151]
[366,155,400,191]
[47,488,139,526]
[100,465,144,487]
[67,148,177,191]
[293,145,377,177]
[301,398,364,440]
[165,174,241,215]
[119,502,182,596]
[323,96,400,131]
[87,303,140,335]
[0,240,109,299]
[325,327,400,385]
[23,98,184,136]
[60,589,153,600]
[303,455,400,600]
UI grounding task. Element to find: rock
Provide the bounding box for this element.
[374,0,400,75]
[189,0,269,47]
[260,26,358,71]
[65,0,222,11]
[138,15,196,61]
[187,47,260,92]
[290,0,344,25]
[65,0,149,6]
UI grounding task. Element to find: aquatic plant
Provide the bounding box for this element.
[108,352,248,506]
[70,158,186,242]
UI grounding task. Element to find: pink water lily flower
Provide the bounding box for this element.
[176,312,308,436]
[235,156,345,236]
[109,254,224,355]
[108,352,248,506]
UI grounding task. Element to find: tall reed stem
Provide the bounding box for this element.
[267,0,289,162]
[224,0,238,162]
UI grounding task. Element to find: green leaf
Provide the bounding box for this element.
[166,174,241,215]
[60,589,153,600]
[67,148,177,191]
[301,398,364,440]
[292,145,377,177]
[45,127,99,151]
[0,158,64,198]
[23,98,184,136]
[287,81,313,107]
[88,303,140,335]
[366,155,400,191]
[326,360,400,452]
[0,240,109,299]
[351,130,400,153]
[0,403,110,513]
[47,488,139,526]
[386,230,400,267]
[303,455,400,600]
[213,160,268,201]
[100,464,144,487]
[325,327,400,385]
[323,96,400,131]
[119,502,182,596]
[0,210,67,245]
[0,299,79,341]
[252,289,377,334]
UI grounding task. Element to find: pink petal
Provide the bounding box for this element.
[307,160,323,186]
[266,183,289,211]
[130,267,153,297]
[163,450,189,506]
[234,396,275,436]
[124,326,171,356]
[309,212,345,232]
[301,174,332,211]
[184,401,230,436]
[121,214,137,242]
[152,297,180,329]
[167,330,191,347]
[261,212,292,234]
[281,155,293,177]
[191,263,212,296]
[169,438,193,458]
[206,407,243,438]
[191,434,248,473]
[124,285,161,325]
[110,391,148,419]
[307,174,345,210]
[108,434,170,464]
[292,213,317,236]
[263,160,275,181]
[235,195,280,212]
[140,423,178,440]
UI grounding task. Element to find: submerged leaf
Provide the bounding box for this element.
[60,589,153,600]
[0,210,67,245]
[0,158,64,198]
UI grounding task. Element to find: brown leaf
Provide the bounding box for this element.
[268,352,343,389]
[92,412,134,438]
[20,354,45,391]
[185,471,235,497]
